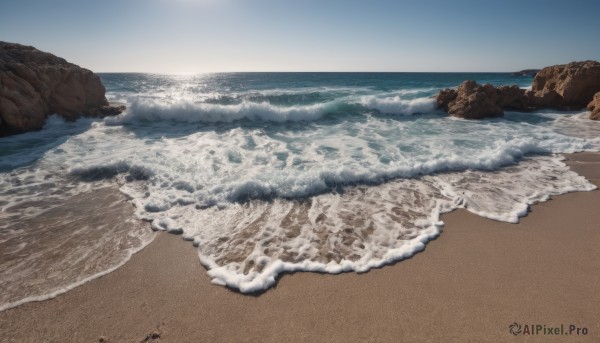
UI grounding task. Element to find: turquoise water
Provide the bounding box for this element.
[1,72,599,307]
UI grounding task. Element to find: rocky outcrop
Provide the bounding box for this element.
[435,88,457,111]
[436,60,600,120]
[0,42,124,136]
[588,92,600,120]
[530,60,600,109]
[439,81,502,119]
[435,81,531,119]
[495,85,531,110]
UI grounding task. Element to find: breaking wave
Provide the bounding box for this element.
[108,95,437,124]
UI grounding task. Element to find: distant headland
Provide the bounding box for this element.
[511,69,541,77]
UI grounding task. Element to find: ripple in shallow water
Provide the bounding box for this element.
[0,185,155,312]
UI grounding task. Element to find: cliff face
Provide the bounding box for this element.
[435,60,600,120]
[0,42,122,136]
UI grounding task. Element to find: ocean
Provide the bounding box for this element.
[1,72,599,310]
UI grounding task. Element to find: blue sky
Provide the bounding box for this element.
[2,0,599,73]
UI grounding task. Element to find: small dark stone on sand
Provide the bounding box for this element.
[141,330,161,342]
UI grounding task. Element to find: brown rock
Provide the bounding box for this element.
[444,80,504,119]
[91,104,127,117]
[496,85,530,110]
[140,330,161,342]
[435,81,531,119]
[435,88,457,110]
[524,88,562,108]
[0,41,122,136]
[435,60,600,120]
[531,60,600,109]
[588,92,600,120]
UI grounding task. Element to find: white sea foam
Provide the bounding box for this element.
[109,98,337,123]
[57,111,600,293]
[145,156,594,292]
[359,95,435,114]
[107,94,437,124]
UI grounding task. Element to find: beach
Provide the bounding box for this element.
[3,1,600,341]
[1,152,598,342]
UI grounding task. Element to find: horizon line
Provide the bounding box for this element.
[95,70,537,75]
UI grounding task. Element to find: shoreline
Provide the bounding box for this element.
[1,152,599,342]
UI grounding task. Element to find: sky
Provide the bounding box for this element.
[1,0,599,73]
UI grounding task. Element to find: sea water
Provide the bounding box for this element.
[1,73,599,309]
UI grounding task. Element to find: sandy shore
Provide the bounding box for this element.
[1,153,599,342]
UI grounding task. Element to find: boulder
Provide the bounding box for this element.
[588,92,600,120]
[447,81,503,119]
[531,60,600,109]
[437,80,512,119]
[0,41,124,136]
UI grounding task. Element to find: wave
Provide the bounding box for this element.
[145,156,595,292]
[359,95,435,114]
[66,133,596,217]
[111,98,341,123]
[203,136,591,204]
[106,95,436,124]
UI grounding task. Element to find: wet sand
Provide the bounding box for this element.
[1,153,599,342]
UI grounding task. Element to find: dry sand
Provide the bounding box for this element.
[1,153,599,342]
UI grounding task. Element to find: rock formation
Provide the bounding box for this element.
[434,88,457,111]
[0,42,124,136]
[530,60,600,109]
[436,81,502,119]
[436,60,600,120]
[588,92,600,120]
[435,81,531,119]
